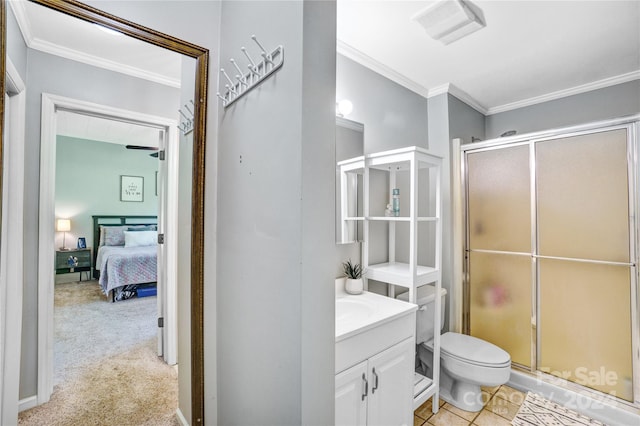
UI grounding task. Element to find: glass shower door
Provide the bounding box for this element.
[466,144,533,367]
[536,129,634,401]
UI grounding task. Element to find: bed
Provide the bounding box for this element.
[92,215,158,301]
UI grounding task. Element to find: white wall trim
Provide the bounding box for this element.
[29,38,181,88]
[337,40,430,99]
[450,138,463,333]
[487,71,640,115]
[175,407,189,426]
[1,58,26,425]
[8,0,180,89]
[428,83,488,115]
[338,38,640,118]
[37,93,179,404]
[18,396,37,413]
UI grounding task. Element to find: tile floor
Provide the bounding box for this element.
[414,385,526,426]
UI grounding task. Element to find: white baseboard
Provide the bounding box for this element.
[175,407,189,426]
[18,395,38,412]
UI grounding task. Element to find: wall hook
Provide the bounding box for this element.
[218,36,285,108]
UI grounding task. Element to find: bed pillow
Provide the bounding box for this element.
[124,230,157,248]
[103,226,128,246]
[127,225,157,232]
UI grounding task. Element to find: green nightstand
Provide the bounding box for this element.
[55,247,92,281]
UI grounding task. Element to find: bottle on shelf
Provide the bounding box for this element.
[392,188,400,216]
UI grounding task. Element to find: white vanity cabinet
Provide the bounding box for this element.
[336,338,414,426]
[335,288,417,426]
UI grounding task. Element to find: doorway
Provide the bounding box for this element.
[1,0,208,423]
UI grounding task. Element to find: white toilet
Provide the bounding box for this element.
[398,285,511,412]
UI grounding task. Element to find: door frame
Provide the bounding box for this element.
[1,57,26,426]
[20,0,209,422]
[37,93,180,403]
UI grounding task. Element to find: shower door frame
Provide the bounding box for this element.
[457,114,640,409]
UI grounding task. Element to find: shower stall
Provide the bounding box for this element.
[458,116,639,411]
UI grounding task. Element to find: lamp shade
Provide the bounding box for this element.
[56,219,71,232]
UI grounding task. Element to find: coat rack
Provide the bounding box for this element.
[178,100,195,135]
[217,35,284,108]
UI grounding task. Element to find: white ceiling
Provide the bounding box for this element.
[10,0,640,127]
[56,111,161,148]
[337,0,640,114]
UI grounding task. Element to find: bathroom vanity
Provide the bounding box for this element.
[335,282,417,425]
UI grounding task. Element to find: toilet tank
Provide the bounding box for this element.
[397,285,446,344]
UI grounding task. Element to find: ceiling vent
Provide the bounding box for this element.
[412,0,485,45]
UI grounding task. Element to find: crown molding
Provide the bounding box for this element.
[29,37,181,88]
[8,0,180,88]
[428,83,488,115]
[338,39,639,118]
[487,70,640,115]
[337,40,430,98]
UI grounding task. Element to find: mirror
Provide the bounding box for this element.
[335,116,364,244]
[3,0,207,422]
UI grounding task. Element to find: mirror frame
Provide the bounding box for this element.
[1,0,208,423]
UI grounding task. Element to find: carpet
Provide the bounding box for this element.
[18,281,178,426]
[512,392,606,426]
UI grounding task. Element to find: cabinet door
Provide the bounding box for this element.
[335,360,368,426]
[367,338,414,426]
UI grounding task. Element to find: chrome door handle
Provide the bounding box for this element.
[362,373,368,401]
[372,368,379,393]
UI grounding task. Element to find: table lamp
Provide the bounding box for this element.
[56,219,71,250]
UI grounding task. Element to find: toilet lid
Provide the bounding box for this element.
[438,332,511,368]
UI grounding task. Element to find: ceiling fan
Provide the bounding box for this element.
[125,144,159,157]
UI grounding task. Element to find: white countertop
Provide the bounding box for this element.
[335,280,417,342]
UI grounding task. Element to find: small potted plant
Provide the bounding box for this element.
[342,259,364,295]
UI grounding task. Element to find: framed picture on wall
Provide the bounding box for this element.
[120,175,144,202]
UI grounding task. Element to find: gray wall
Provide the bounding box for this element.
[217,1,335,424]
[55,137,158,251]
[6,5,27,80]
[336,55,429,154]
[19,47,180,399]
[485,80,640,139]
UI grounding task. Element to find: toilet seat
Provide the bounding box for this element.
[426,332,511,368]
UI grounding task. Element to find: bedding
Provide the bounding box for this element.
[97,245,157,297]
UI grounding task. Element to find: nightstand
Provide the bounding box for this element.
[55,247,92,281]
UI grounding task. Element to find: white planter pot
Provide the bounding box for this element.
[345,278,363,295]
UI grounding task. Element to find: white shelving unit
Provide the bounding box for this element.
[337,156,365,244]
[362,146,443,412]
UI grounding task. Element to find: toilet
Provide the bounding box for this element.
[398,285,511,412]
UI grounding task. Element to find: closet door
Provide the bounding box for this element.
[466,145,533,367]
[536,129,633,401]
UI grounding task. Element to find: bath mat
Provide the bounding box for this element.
[512,392,606,426]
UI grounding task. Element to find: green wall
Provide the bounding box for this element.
[55,136,158,251]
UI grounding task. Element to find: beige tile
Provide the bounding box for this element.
[472,409,512,426]
[481,385,500,395]
[494,385,526,406]
[415,398,434,420]
[442,403,480,422]
[485,395,520,420]
[414,415,426,426]
[427,408,471,426]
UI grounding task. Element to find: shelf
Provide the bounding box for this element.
[414,372,437,410]
[366,262,440,287]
